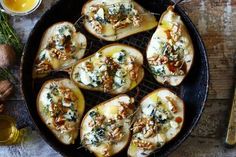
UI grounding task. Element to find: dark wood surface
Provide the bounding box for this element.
[1,0,235,156]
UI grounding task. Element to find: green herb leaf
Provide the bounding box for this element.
[0,10,23,55]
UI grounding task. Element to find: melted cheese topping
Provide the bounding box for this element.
[72,45,142,93]
[85,0,142,36]
[146,7,193,78]
[37,79,85,144]
[82,0,157,41]
[81,95,134,156]
[128,89,184,157]
[33,22,87,77]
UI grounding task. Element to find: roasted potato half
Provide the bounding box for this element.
[128,88,184,157]
[33,22,87,78]
[80,95,134,157]
[37,78,85,144]
[82,0,157,41]
[71,43,144,94]
[146,6,194,86]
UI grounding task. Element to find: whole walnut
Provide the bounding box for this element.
[0,80,13,101]
[0,44,16,68]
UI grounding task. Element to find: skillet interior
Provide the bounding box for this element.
[21,0,209,156]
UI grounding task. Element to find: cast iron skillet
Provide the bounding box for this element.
[20,0,209,156]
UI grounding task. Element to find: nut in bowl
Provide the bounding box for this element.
[0,0,42,16]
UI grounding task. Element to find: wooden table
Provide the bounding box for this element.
[0,0,235,156]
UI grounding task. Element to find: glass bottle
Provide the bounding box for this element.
[0,115,25,145]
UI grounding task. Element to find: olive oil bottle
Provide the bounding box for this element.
[0,115,24,145]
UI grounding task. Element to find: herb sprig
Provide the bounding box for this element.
[0,10,23,55]
[0,67,17,82]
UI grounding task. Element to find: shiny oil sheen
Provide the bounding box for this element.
[2,0,38,13]
[0,115,22,145]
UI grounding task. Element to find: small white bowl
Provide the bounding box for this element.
[0,0,42,16]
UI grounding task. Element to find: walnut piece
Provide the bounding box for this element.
[0,44,15,68]
[109,127,124,141]
[51,49,68,60]
[102,147,111,157]
[59,87,77,102]
[133,118,157,138]
[90,19,103,34]
[85,62,94,71]
[0,80,13,101]
[133,118,146,134]
[102,72,114,92]
[166,96,178,113]
[133,139,154,150]
[35,59,53,74]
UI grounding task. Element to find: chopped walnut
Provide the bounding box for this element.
[55,116,66,127]
[59,87,77,102]
[35,59,53,74]
[105,57,119,70]
[107,118,116,124]
[148,55,168,66]
[108,14,120,24]
[116,114,123,120]
[51,49,68,60]
[133,118,157,138]
[88,114,105,127]
[174,61,182,67]
[102,72,114,92]
[127,57,140,81]
[85,62,94,71]
[132,15,142,27]
[112,17,132,30]
[118,102,130,118]
[102,147,111,157]
[109,127,124,141]
[93,115,105,126]
[144,129,155,138]
[88,120,95,127]
[148,55,159,66]
[133,139,154,150]
[161,56,169,64]
[129,64,140,81]
[102,57,120,92]
[133,118,146,134]
[170,23,182,42]
[90,20,103,34]
[166,96,178,113]
[64,121,77,132]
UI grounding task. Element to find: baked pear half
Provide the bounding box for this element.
[33,22,87,78]
[82,0,157,41]
[146,6,194,86]
[80,95,134,157]
[71,43,144,94]
[128,88,184,157]
[37,78,85,144]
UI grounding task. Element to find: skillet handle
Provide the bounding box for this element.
[173,0,184,7]
[225,86,236,147]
